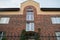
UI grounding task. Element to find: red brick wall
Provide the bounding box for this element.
[0,6,60,40]
[36,15,60,40]
[0,15,60,40]
[0,15,25,40]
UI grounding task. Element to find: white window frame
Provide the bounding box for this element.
[51,17,60,24]
[26,22,34,31]
[0,17,10,24]
[55,32,60,40]
[27,8,33,11]
[26,12,34,21]
[0,32,3,40]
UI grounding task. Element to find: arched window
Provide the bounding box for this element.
[26,8,34,21]
[26,7,34,31]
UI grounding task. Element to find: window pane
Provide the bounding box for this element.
[51,17,60,24]
[0,32,3,40]
[26,23,30,31]
[55,32,60,40]
[0,17,10,24]
[26,12,34,21]
[26,23,34,31]
[31,23,34,31]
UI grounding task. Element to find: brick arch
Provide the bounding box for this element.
[23,6,37,15]
[23,5,37,22]
[23,6,37,32]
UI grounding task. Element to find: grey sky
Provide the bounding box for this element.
[0,0,60,8]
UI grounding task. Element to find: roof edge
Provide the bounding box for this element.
[41,8,60,11]
[0,8,20,11]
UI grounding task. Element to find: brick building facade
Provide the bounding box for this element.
[0,0,60,40]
